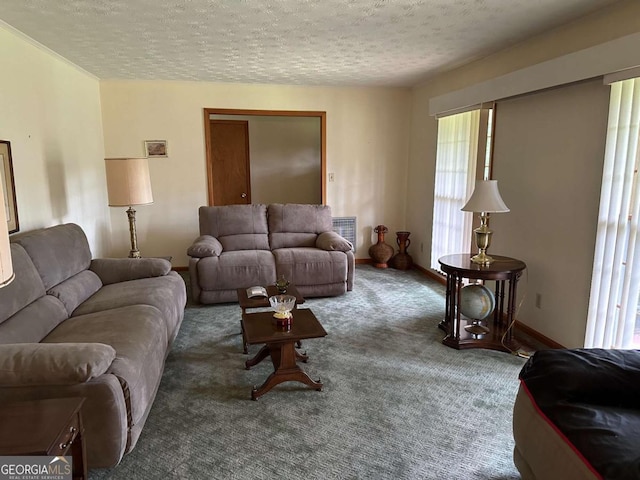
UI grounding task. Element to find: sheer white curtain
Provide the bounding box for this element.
[585,77,640,349]
[430,110,480,271]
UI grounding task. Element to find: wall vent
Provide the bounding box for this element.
[332,217,356,252]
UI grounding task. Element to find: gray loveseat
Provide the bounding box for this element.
[0,223,187,468]
[188,203,354,304]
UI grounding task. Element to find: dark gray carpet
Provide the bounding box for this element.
[90,265,526,480]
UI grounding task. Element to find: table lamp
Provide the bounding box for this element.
[105,158,153,258]
[0,179,14,287]
[461,180,509,265]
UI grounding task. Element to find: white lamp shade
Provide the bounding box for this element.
[105,158,153,207]
[461,180,510,213]
[0,179,14,288]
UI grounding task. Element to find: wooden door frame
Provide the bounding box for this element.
[203,108,327,206]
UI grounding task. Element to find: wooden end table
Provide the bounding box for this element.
[242,308,326,400]
[237,284,305,353]
[438,254,526,352]
[0,397,87,480]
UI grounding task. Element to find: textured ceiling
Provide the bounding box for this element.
[0,0,620,87]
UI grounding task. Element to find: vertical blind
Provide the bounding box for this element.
[430,110,480,270]
[585,77,640,349]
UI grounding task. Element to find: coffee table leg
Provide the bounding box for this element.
[250,342,322,400]
[241,320,248,354]
[245,345,270,369]
[252,370,323,400]
[295,349,308,363]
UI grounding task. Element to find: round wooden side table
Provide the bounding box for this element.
[438,254,526,352]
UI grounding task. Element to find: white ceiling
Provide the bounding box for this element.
[0,0,621,87]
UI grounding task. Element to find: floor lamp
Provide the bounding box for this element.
[0,179,14,288]
[105,158,154,258]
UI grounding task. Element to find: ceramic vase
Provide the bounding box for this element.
[369,225,394,268]
[392,231,413,270]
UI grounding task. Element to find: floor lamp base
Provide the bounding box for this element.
[126,206,142,259]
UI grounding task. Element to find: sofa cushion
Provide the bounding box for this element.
[268,204,334,249]
[187,235,223,258]
[271,232,318,249]
[196,250,276,291]
[47,270,103,316]
[14,223,92,290]
[90,258,172,285]
[0,244,46,324]
[71,272,186,346]
[199,204,270,252]
[0,342,116,386]
[272,248,347,287]
[316,231,353,252]
[0,296,69,344]
[43,305,168,427]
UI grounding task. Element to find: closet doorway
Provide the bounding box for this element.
[203,108,326,206]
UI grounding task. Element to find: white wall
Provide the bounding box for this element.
[407,0,640,347]
[490,80,610,348]
[249,116,321,205]
[0,24,109,254]
[100,81,412,264]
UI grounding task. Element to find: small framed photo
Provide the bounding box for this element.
[0,140,19,233]
[144,140,168,157]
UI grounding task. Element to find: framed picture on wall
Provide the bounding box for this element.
[144,140,168,158]
[0,140,18,233]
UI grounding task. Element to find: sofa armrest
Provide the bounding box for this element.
[0,343,116,386]
[187,235,223,258]
[90,258,171,285]
[316,231,353,252]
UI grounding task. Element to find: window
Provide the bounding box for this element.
[585,77,640,349]
[483,108,494,181]
[431,107,494,271]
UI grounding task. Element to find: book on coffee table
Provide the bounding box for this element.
[246,286,268,298]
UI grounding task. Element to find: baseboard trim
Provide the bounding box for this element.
[413,264,446,285]
[515,321,565,349]
[355,258,372,264]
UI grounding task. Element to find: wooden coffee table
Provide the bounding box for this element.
[237,284,305,353]
[242,308,327,400]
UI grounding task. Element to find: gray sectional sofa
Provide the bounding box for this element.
[188,203,354,304]
[0,223,187,468]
